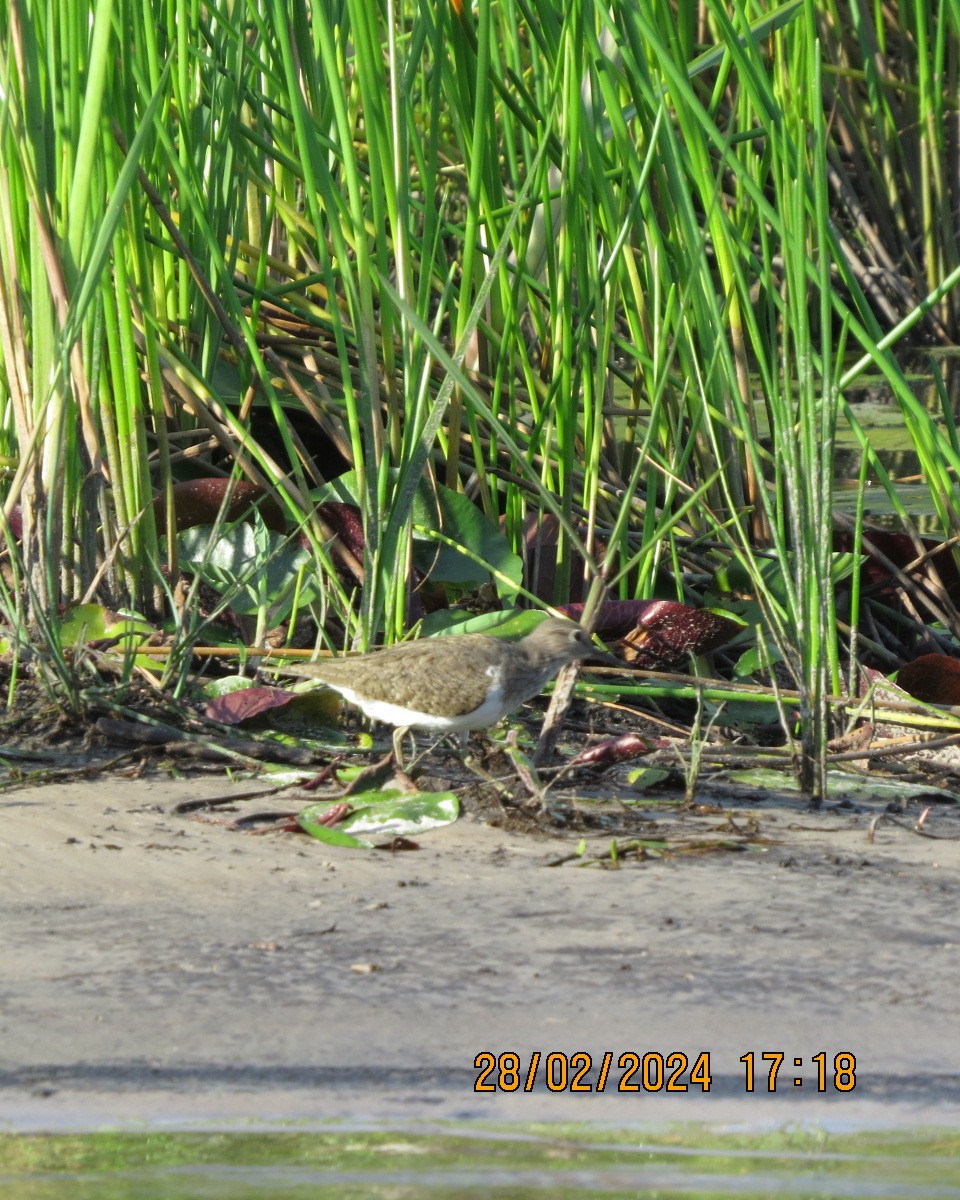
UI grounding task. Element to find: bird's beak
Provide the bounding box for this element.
[586,641,621,668]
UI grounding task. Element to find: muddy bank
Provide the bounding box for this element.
[1,772,958,1129]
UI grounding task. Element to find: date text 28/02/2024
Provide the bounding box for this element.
[473,1050,857,1094]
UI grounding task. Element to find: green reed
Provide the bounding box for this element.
[3,1,960,791]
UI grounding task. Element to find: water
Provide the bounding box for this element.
[2,1123,959,1198]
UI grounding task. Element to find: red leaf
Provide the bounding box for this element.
[206,686,298,725]
[558,599,653,637]
[313,502,366,560]
[589,601,742,668]
[835,529,960,606]
[556,600,741,661]
[5,506,22,542]
[569,734,651,767]
[158,479,286,533]
[512,514,605,603]
[897,654,960,706]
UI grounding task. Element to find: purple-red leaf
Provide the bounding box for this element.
[311,502,366,560]
[557,600,740,658]
[5,505,22,542]
[897,654,960,706]
[556,600,739,668]
[622,601,739,668]
[569,733,652,767]
[835,529,960,605]
[206,686,298,725]
[158,479,286,533]
[555,599,648,636]
[513,514,603,603]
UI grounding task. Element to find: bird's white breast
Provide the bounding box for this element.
[333,665,509,732]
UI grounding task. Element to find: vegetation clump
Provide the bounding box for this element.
[2,1,960,798]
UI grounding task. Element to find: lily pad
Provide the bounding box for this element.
[626,767,671,791]
[60,603,155,645]
[176,515,320,621]
[418,607,554,639]
[57,603,165,673]
[297,789,459,847]
[314,471,521,596]
[725,767,960,805]
[205,685,298,725]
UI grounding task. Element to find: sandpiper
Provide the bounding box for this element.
[280,617,616,761]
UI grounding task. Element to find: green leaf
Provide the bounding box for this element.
[55,604,164,672]
[176,516,319,620]
[733,643,783,677]
[202,676,255,698]
[626,767,671,790]
[314,471,521,594]
[295,821,370,849]
[418,608,548,639]
[411,485,522,594]
[725,768,960,805]
[297,789,460,847]
[59,603,155,645]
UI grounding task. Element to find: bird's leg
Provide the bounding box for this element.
[458,731,490,774]
[460,751,519,802]
[403,733,451,772]
[503,727,543,802]
[392,725,413,770]
[448,730,471,757]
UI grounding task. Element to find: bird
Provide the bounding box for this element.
[279,617,617,763]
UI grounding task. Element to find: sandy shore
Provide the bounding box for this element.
[1,769,959,1130]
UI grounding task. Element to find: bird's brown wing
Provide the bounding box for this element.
[281,635,504,716]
